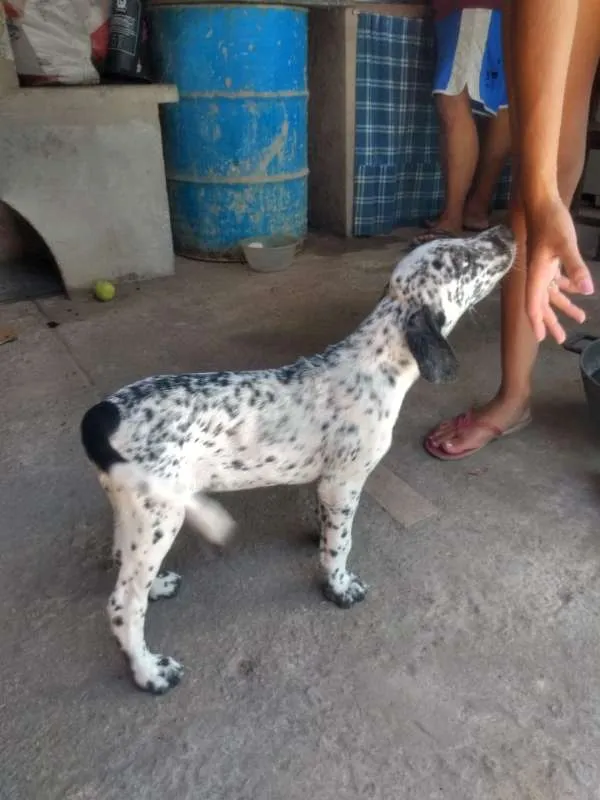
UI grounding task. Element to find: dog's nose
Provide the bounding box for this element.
[484,224,517,262]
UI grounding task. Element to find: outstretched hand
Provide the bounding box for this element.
[525,198,594,344]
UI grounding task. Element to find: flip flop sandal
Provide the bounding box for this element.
[423,409,532,461]
[409,229,459,251]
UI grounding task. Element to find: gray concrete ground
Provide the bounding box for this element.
[2,232,600,800]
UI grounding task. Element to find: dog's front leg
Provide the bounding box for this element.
[317,476,368,609]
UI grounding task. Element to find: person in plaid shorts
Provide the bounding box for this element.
[413,1,509,246]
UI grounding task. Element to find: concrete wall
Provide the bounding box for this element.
[0,85,178,293]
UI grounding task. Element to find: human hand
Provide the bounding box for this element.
[525,198,594,344]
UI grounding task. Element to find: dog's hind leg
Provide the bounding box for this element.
[148,570,182,601]
[100,474,128,568]
[102,474,181,602]
[106,483,186,694]
[147,494,233,601]
[317,476,368,609]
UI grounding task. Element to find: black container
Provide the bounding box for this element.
[103,0,152,82]
[564,332,600,430]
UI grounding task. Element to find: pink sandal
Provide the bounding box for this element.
[424,409,532,461]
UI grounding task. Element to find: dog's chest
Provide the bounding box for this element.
[337,365,416,464]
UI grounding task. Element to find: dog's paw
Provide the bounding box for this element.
[323,573,368,609]
[132,653,184,695]
[148,570,182,601]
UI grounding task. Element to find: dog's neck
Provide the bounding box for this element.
[325,295,412,371]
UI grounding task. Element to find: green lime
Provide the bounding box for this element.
[94,280,116,302]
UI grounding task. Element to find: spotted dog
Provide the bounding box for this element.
[81,225,516,694]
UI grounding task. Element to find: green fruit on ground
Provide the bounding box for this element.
[94,280,116,302]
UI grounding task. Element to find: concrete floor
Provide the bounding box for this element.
[2,232,600,800]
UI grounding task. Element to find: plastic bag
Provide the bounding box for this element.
[88,0,111,70]
[3,0,101,85]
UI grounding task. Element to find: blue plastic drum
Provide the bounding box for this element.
[149,3,309,260]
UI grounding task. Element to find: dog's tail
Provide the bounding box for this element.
[81,401,234,546]
[81,400,126,474]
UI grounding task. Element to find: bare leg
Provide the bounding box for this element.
[427,0,600,458]
[429,90,480,234]
[463,108,511,230]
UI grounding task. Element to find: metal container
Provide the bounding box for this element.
[564,332,600,431]
[103,0,153,82]
[148,3,309,261]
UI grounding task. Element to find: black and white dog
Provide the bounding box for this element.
[81,226,515,693]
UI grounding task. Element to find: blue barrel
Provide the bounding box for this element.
[148,3,308,261]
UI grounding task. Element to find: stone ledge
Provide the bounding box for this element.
[0,84,179,123]
[148,0,425,7]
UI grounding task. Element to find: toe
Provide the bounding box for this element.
[427,421,455,445]
[149,571,182,601]
[133,655,184,694]
[323,576,368,609]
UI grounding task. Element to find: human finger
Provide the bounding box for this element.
[526,262,554,342]
[560,240,594,295]
[541,301,567,345]
[548,285,586,324]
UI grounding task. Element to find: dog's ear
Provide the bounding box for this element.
[405,306,458,383]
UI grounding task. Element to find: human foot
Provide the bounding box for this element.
[422,216,463,235]
[463,201,490,232]
[424,399,532,461]
[409,228,460,249]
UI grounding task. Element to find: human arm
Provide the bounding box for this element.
[505,0,593,343]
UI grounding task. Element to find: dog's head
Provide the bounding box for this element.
[389,225,516,383]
